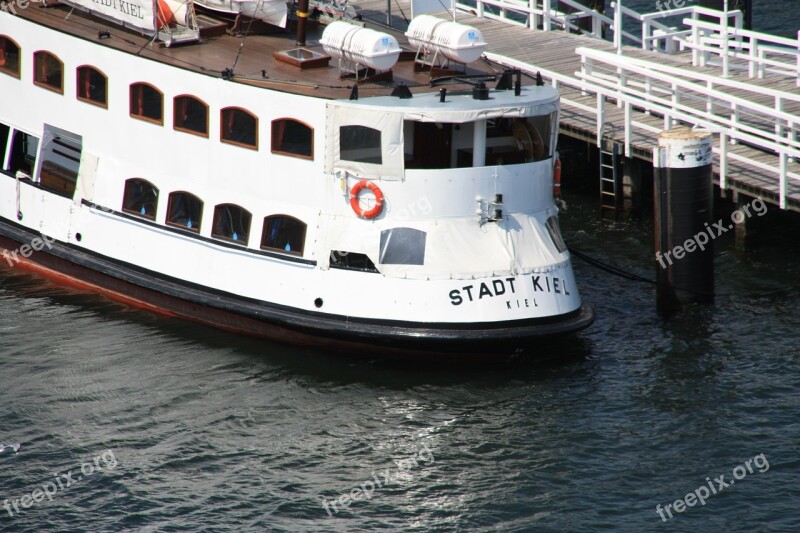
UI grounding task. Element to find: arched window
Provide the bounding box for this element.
[212,204,251,244]
[340,125,381,164]
[261,215,306,255]
[271,119,313,159]
[33,51,63,93]
[0,36,21,78]
[221,107,258,149]
[173,95,208,137]
[122,178,159,220]
[167,191,203,232]
[76,66,107,107]
[130,83,163,124]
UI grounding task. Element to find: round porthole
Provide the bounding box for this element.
[75,233,82,242]
[314,298,323,308]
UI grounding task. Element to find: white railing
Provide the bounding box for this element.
[681,18,800,85]
[453,0,626,40]
[576,47,800,209]
[458,0,799,83]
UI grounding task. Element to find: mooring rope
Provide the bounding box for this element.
[568,247,716,298]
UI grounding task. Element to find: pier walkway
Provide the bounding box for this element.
[349,0,800,211]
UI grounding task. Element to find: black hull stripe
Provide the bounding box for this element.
[0,216,594,346]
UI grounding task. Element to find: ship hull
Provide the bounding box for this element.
[0,217,592,360]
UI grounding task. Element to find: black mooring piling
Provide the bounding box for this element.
[653,127,714,315]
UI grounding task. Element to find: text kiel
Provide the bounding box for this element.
[449,275,570,306]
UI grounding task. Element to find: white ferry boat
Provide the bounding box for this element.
[0,1,592,358]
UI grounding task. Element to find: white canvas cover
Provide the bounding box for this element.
[64,0,158,31]
[319,213,568,280]
[74,152,99,206]
[326,104,405,181]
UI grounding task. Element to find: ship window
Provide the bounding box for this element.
[5,130,38,177]
[167,191,203,232]
[0,123,9,171]
[261,215,306,256]
[379,228,426,265]
[271,119,313,159]
[221,107,258,149]
[405,121,453,169]
[479,115,555,165]
[340,125,381,164]
[330,251,378,273]
[33,51,63,94]
[174,95,208,137]
[76,66,107,107]
[0,36,21,78]
[212,204,251,245]
[122,178,159,220]
[130,83,163,124]
[38,125,82,199]
[545,215,567,253]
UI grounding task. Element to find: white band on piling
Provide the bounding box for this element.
[655,126,712,169]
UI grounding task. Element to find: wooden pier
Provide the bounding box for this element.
[349,0,800,212]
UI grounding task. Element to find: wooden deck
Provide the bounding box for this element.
[351,0,800,211]
[17,4,500,100]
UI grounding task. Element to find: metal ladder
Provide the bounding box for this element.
[599,123,621,218]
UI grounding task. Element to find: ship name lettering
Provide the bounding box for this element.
[118,0,143,18]
[505,298,534,309]
[530,275,570,296]
[449,277,516,306]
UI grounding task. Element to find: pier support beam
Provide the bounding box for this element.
[622,157,643,218]
[700,0,752,30]
[570,0,605,34]
[653,127,714,315]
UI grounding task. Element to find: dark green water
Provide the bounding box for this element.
[0,189,798,531]
[2,2,800,529]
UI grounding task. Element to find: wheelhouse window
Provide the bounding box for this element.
[271,119,313,159]
[404,121,454,170]
[484,115,554,164]
[212,204,251,244]
[76,66,107,107]
[0,36,21,78]
[174,95,208,137]
[33,51,63,94]
[130,83,163,124]
[261,215,306,255]
[340,125,381,164]
[122,178,159,220]
[220,107,258,149]
[167,191,203,232]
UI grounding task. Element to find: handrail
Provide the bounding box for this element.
[576,47,800,208]
[680,17,800,84]
[473,3,800,209]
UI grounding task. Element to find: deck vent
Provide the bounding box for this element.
[405,15,487,72]
[273,48,331,70]
[320,21,401,80]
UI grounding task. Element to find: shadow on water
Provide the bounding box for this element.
[0,265,595,387]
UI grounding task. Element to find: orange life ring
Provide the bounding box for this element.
[350,180,384,219]
[553,158,562,199]
[0,49,6,68]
